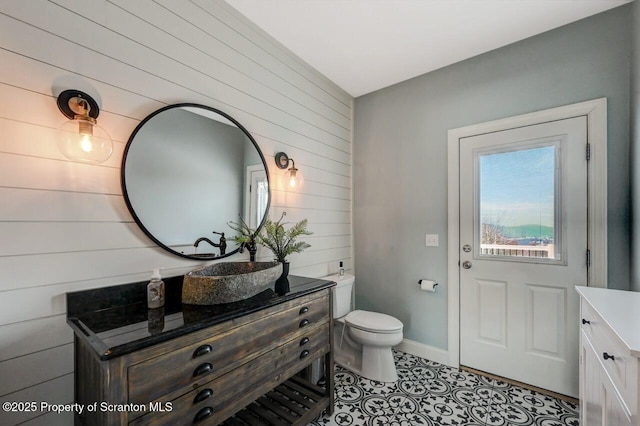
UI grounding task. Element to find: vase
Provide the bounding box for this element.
[275,261,290,295]
[279,261,290,280]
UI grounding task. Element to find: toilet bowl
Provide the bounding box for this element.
[326,273,404,382]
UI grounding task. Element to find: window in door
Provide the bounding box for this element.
[475,138,565,263]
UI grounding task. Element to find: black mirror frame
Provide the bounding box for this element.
[121,103,271,260]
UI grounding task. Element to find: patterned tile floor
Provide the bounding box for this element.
[310,350,579,426]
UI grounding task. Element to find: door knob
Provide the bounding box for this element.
[462,261,472,269]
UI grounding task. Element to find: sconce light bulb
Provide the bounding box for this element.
[80,134,93,153]
[288,167,297,188]
[78,119,94,153]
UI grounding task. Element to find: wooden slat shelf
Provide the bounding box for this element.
[222,376,329,426]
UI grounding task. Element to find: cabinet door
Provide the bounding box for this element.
[581,333,633,426]
[603,376,633,426]
[582,335,603,426]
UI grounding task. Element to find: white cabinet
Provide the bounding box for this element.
[577,287,640,426]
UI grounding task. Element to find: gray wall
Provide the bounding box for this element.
[354,5,631,350]
[631,2,640,292]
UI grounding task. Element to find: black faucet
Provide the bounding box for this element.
[194,231,226,256]
[238,234,257,262]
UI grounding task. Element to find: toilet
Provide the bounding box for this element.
[327,273,403,382]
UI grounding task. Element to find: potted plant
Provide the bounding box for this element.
[257,212,312,280]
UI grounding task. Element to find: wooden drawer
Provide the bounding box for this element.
[130,322,330,426]
[128,293,329,405]
[581,298,637,414]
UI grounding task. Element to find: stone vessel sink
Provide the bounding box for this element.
[182,261,283,305]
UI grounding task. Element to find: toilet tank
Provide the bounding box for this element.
[325,273,355,318]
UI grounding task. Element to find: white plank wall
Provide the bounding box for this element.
[0,1,352,424]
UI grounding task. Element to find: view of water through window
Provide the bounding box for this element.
[478,144,558,260]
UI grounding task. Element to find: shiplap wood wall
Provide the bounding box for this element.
[0,1,352,424]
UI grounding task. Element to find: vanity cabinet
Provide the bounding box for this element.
[577,287,640,426]
[68,276,335,426]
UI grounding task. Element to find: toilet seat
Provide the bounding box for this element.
[345,310,403,334]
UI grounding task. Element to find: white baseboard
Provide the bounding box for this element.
[395,338,451,367]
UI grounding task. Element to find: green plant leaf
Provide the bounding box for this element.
[256,212,312,262]
[227,216,255,245]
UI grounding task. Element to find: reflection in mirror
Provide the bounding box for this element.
[122,104,270,260]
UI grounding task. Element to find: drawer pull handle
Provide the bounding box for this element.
[582,319,591,325]
[299,319,310,328]
[193,344,212,358]
[193,388,213,404]
[300,349,310,359]
[300,337,310,346]
[193,406,214,423]
[603,352,615,361]
[299,306,309,315]
[193,363,213,377]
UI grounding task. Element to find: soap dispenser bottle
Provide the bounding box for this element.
[339,261,344,276]
[147,268,165,309]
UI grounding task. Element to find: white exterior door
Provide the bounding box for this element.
[459,116,588,397]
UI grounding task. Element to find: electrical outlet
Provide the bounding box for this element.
[425,234,439,247]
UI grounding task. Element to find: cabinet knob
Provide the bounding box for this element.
[581,319,590,325]
[299,306,309,315]
[193,406,214,423]
[193,388,213,404]
[300,337,310,346]
[300,349,310,359]
[193,363,213,377]
[299,319,310,328]
[603,352,615,361]
[193,344,212,358]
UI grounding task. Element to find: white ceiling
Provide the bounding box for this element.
[225,0,631,97]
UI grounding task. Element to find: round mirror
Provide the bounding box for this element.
[121,104,270,260]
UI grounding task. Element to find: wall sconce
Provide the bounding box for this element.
[56,89,113,163]
[275,152,300,188]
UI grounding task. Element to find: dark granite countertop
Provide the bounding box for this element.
[66,274,335,360]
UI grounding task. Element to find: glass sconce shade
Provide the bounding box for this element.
[57,117,113,163]
[287,166,298,188]
[56,89,113,164]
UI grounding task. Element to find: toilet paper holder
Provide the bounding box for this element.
[417,279,438,288]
